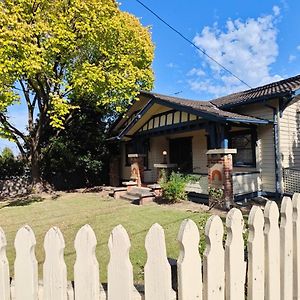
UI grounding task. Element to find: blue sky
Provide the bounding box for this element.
[121,0,300,99]
[1,0,300,152]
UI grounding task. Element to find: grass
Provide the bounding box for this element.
[0,193,211,283]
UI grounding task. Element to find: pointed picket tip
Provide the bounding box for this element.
[226,208,244,228]
[14,225,36,248]
[44,226,65,249]
[108,224,131,251]
[205,215,223,238]
[293,193,300,221]
[177,219,199,244]
[293,193,300,209]
[74,224,97,249]
[264,201,279,220]
[281,196,292,214]
[145,223,164,247]
[248,206,264,228]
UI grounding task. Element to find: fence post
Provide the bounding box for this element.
[225,208,245,300]
[0,227,10,300]
[14,225,38,300]
[203,215,224,300]
[264,201,280,300]
[247,206,264,300]
[74,224,104,300]
[145,223,175,300]
[293,193,300,300]
[177,219,202,300]
[108,225,135,300]
[43,227,67,300]
[280,196,293,300]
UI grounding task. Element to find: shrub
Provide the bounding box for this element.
[159,171,200,203]
[0,147,25,179]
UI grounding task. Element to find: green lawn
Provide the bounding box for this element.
[0,193,210,283]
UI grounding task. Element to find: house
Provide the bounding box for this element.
[109,74,300,204]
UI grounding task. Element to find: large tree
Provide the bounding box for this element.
[0,0,154,184]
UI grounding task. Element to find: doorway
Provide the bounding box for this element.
[169,137,193,173]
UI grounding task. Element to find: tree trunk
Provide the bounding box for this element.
[30,147,41,185]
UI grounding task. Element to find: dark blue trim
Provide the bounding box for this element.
[117,99,154,140]
[135,120,206,137]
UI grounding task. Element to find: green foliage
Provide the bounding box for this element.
[208,187,224,200]
[40,104,109,189]
[0,147,25,179]
[0,0,154,183]
[159,171,200,203]
[0,0,154,122]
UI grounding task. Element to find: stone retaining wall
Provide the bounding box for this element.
[0,177,31,198]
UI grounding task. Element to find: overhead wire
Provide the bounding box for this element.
[134,0,253,89]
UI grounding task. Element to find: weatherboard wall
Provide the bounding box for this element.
[234,102,276,194]
[279,100,300,169]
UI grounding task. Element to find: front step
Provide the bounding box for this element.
[128,187,152,197]
[120,193,140,202]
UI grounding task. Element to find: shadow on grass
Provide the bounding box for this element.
[3,195,44,208]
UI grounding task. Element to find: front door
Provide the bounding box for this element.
[169,137,193,173]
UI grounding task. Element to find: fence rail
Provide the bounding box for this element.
[1,194,300,299]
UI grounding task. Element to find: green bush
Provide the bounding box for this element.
[159,171,200,203]
[0,147,25,179]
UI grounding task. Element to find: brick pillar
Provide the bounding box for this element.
[206,149,236,209]
[128,154,145,187]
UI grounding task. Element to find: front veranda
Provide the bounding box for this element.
[118,122,264,202]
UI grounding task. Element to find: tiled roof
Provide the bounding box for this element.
[142,91,270,124]
[211,74,300,108]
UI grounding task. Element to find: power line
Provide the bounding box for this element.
[134,0,252,89]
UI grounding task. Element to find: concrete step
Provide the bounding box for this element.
[128,187,152,196]
[120,193,140,202]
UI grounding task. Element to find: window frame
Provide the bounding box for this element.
[228,128,257,168]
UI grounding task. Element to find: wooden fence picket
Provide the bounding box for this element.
[293,193,300,300]
[280,196,293,300]
[264,201,280,300]
[43,227,67,300]
[0,227,10,300]
[145,223,175,300]
[225,208,245,300]
[177,219,202,300]
[108,224,135,300]
[4,194,300,299]
[74,224,104,300]
[203,215,224,300]
[14,225,38,300]
[247,206,264,300]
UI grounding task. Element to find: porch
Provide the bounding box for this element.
[109,91,273,205]
[120,126,263,200]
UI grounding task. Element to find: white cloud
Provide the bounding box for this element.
[273,5,280,16]
[289,55,296,63]
[187,68,206,77]
[189,8,282,97]
[297,45,300,51]
[166,62,177,68]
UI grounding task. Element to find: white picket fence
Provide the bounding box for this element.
[1,194,300,299]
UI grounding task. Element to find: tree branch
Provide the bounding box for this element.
[0,114,28,146]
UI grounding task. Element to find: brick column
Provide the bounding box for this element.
[206,149,237,209]
[128,154,145,187]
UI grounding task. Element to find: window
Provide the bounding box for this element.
[229,130,256,167]
[124,139,149,169]
[125,142,135,166]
